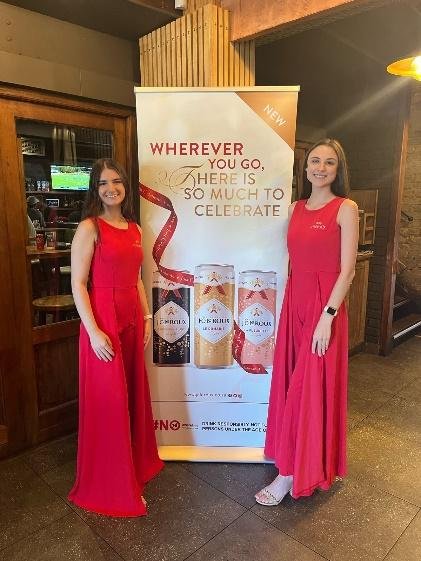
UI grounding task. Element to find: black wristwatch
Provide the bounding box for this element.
[323,305,338,317]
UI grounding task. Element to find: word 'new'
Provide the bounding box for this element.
[263,105,286,126]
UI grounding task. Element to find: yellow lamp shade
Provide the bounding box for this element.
[387,56,421,81]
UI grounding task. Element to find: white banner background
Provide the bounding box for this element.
[135,87,298,460]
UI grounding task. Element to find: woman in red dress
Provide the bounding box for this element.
[69,158,163,516]
[255,139,359,505]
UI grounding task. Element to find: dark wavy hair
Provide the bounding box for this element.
[300,138,350,200]
[82,158,135,221]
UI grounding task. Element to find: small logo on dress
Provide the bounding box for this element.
[311,221,326,230]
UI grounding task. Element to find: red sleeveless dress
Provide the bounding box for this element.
[265,197,348,498]
[68,218,163,517]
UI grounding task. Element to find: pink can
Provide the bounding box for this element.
[238,270,277,367]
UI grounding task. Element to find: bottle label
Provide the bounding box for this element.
[239,303,275,344]
[195,298,233,343]
[154,301,189,344]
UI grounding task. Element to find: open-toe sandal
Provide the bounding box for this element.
[254,487,283,506]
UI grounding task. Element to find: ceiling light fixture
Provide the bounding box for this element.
[387,56,421,81]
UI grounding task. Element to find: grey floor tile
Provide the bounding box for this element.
[388,338,421,364]
[347,424,421,505]
[44,462,246,561]
[187,511,325,561]
[251,478,418,561]
[0,512,123,561]
[349,355,418,395]
[40,458,76,499]
[23,433,77,475]
[180,461,278,508]
[397,376,421,403]
[399,335,421,350]
[347,383,393,429]
[360,395,421,446]
[384,510,421,561]
[0,458,71,551]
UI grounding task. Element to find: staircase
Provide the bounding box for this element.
[392,288,421,346]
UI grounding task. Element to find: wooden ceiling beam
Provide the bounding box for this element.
[221,0,391,42]
[127,0,180,18]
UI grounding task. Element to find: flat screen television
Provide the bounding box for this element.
[50,164,91,190]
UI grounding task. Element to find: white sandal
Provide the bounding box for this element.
[254,487,284,506]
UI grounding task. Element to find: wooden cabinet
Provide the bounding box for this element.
[347,253,372,354]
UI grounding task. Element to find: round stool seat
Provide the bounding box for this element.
[33,294,75,311]
[33,294,76,325]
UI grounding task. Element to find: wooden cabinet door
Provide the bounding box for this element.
[348,258,370,354]
[0,86,136,456]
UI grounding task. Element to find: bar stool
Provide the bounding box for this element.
[33,294,76,325]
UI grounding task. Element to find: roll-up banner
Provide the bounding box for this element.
[135,87,299,462]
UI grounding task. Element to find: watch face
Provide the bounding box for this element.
[325,306,337,316]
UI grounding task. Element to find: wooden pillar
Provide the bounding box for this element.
[139,0,255,87]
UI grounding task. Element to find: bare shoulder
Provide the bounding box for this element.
[338,198,358,224]
[73,218,97,244]
[77,218,97,233]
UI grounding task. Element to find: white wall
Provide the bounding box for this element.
[0,1,138,106]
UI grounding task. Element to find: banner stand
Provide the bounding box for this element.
[136,86,299,461]
[158,446,273,463]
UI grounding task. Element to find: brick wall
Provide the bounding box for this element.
[331,93,406,348]
[398,85,421,302]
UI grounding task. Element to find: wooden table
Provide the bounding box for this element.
[26,247,71,259]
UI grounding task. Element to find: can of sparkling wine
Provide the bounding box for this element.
[152,271,190,365]
[194,264,235,368]
[238,270,277,366]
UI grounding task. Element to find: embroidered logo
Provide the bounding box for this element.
[311,221,326,230]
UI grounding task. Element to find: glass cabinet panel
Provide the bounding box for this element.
[17,119,114,327]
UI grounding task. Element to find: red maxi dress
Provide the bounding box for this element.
[68,218,163,516]
[264,197,348,498]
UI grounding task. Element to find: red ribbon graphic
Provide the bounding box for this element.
[245,289,268,300]
[140,182,267,375]
[203,284,226,296]
[160,288,183,304]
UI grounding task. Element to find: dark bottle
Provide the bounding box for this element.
[152,271,190,366]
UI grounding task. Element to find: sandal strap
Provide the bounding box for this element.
[259,487,281,504]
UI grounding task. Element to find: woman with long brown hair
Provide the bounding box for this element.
[256,139,359,504]
[69,158,163,516]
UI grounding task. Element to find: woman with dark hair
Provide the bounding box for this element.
[255,139,359,505]
[69,158,163,516]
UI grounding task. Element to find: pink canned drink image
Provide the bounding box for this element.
[238,270,277,367]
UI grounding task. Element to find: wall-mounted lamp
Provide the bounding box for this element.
[175,0,186,9]
[387,56,421,81]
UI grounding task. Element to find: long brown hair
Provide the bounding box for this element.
[300,138,350,200]
[82,158,135,221]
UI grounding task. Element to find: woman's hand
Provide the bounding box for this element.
[144,318,152,348]
[89,329,115,362]
[311,314,333,356]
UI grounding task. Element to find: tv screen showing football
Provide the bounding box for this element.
[50,165,91,190]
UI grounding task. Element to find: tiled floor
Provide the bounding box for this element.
[1,337,421,561]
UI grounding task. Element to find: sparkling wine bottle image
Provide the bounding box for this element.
[194,264,235,368]
[238,270,277,367]
[152,271,190,366]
